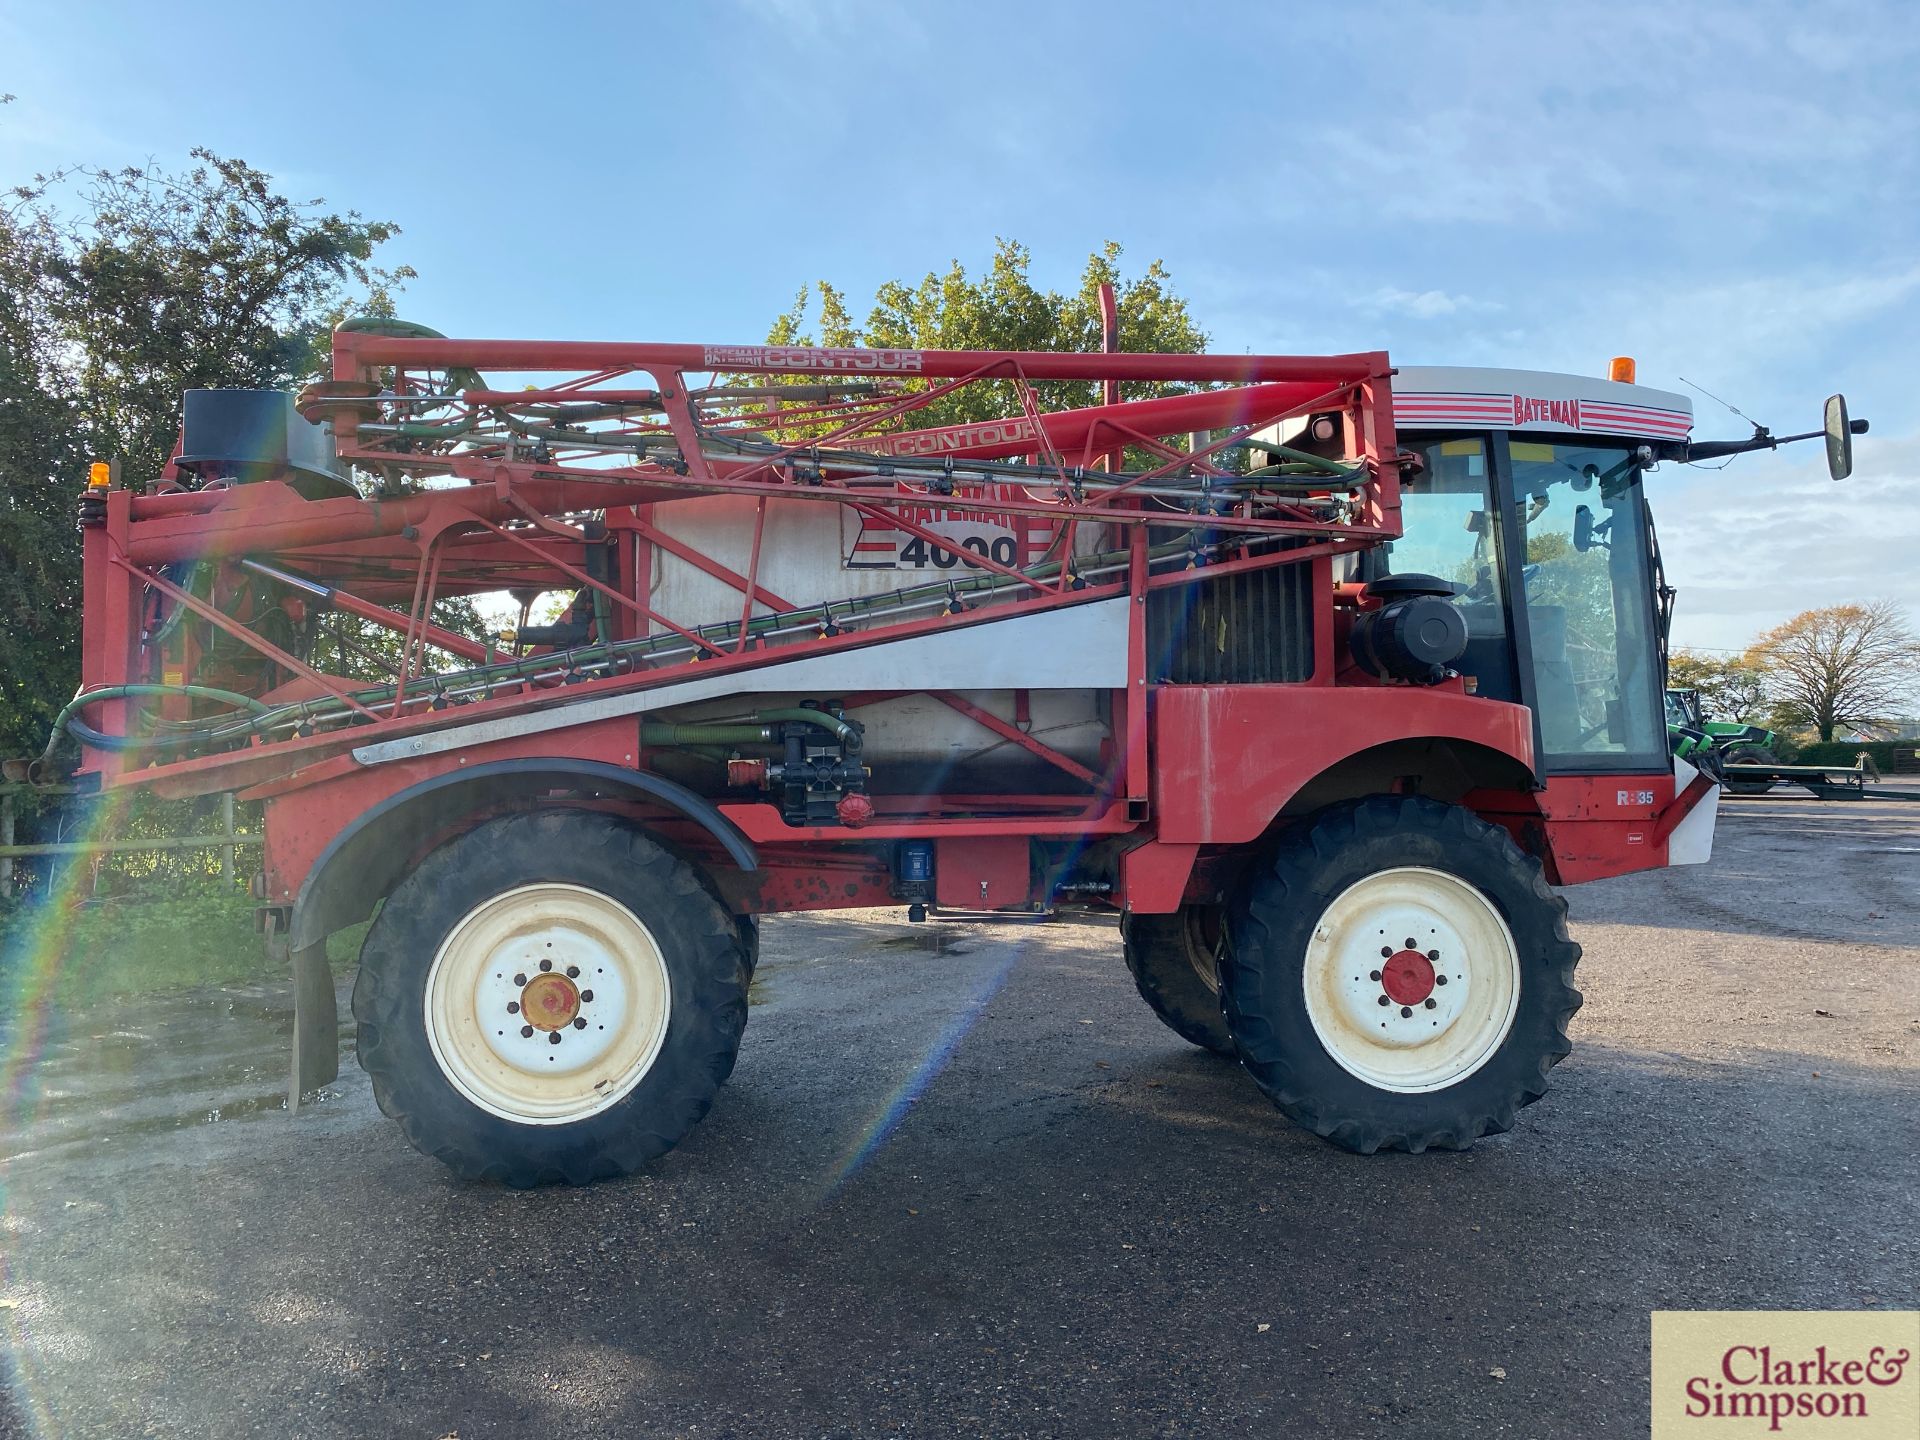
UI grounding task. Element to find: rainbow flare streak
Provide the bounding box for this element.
[1,781,137,1438]
[815,933,1024,1204]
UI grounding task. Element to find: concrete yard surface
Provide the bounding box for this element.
[1,800,1916,1437]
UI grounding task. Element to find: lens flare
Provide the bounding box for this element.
[1,783,136,1437]
[815,933,1023,1203]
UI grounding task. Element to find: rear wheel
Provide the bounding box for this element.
[1122,904,1233,1054]
[1221,795,1581,1154]
[353,809,749,1186]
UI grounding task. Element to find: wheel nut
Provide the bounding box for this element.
[566,965,580,979]
[1426,949,1440,961]
[513,973,527,986]
[579,990,594,1003]
[1369,970,1381,981]
[507,1001,520,1014]
[520,1024,534,1038]
[1400,1006,1412,1018]
[572,1017,587,1029]
[548,1031,562,1045]
[1424,998,1437,1009]
[1380,946,1393,958]
[1436,974,1449,986]
[539,958,553,972]
[1403,937,1417,949]
[1377,995,1390,1007]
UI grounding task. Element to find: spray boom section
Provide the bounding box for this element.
[42,322,1404,791]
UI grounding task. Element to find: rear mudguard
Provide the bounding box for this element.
[284,758,756,1107]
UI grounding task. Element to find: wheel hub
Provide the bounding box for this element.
[520,971,581,1030]
[1379,947,1436,1006]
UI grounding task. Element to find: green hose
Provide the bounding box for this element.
[641,723,775,746]
[336,317,448,339]
[1232,437,1356,477]
[44,682,275,763]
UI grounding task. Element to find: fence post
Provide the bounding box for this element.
[1,791,14,891]
[221,792,236,882]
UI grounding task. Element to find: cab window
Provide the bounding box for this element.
[1389,438,1518,703]
[1507,441,1666,769]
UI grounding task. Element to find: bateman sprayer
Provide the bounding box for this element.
[21,319,1862,1184]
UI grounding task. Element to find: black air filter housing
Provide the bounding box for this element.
[177,389,350,494]
[1350,574,1468,685]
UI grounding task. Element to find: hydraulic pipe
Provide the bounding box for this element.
[42,683,274,764]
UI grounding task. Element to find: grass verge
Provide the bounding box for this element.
[0,883,371,1007]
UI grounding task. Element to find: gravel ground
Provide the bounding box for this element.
[1,798,1916,1438]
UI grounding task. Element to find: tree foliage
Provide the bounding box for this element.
[767,239,1208,428]
[0,140,414,755]
[1667,650,1770,723]
[1748,601,1920,742]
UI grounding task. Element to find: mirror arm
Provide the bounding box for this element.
[1686,426,1855,461]
[1685,433,1776,461]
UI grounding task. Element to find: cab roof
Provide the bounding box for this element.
[1394,366,1691,442]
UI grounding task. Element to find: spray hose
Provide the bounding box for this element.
[45,531,1277,765]
[42,683,276,764]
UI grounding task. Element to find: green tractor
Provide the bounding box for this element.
[1665,688,1783,795]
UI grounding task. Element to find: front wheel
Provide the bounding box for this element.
[1221,795,1581,1154]
[353,809,750,1186]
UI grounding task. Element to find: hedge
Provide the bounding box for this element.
[1782,740,1920,772]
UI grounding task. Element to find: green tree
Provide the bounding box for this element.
[768,239,1209,429]
[0,142,418,755]
[0,198,88,765]
[1750,602,1920,742]
[1668,650,1770,722]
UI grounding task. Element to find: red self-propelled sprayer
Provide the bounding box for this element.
[26,316,1859,1184]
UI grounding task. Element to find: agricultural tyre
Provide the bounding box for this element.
[1121,905,1234,1054]
[1220,795,1581,1154]
[1723,743,1779,796]
[352,809,750,1186]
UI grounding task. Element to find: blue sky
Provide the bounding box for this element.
[4,1,1916,651]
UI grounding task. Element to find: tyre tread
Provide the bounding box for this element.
[351,809,748,1186]
[1221,794,1581,1154]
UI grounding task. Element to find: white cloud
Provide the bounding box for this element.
[1658,431,1920,651]
[1362,287,1499,320]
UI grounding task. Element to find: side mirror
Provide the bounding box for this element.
[1825,394,1854,481]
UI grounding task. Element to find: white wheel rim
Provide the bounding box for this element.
[424,883,672,1125]
[1302,866,1519,1094]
